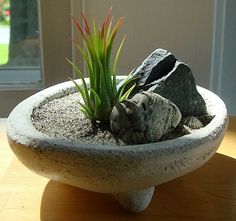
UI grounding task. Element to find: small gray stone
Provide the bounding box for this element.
[181,116,203,129]
[196,114,215,126]
[110,91,182,144]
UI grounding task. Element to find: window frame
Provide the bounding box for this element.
[0,0,74,117]
[0,0,42,89]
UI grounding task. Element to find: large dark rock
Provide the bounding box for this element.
[132,48,177,87]
[127,48,207,117]
[146,61,207,117]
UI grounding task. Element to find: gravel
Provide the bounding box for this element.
[31,92,212,146]
[31,92,125,145]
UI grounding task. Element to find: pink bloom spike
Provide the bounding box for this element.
[110,16,125,40]
[105,6,112,29]
[81,11,91,35]
[71,16,86,39]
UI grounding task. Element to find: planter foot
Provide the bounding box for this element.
[113,186,155,212]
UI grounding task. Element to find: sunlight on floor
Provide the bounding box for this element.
[217,119,236,159]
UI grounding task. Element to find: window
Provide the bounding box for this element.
[0,0,73,117]
[0,0,41,85]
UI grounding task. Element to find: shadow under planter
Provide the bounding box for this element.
[40,153,236,220]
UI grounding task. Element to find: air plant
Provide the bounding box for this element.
[68,8,135,123]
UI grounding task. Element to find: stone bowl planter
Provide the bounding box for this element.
[7,76,228,212]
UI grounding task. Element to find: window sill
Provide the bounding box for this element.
[0,82,44,91]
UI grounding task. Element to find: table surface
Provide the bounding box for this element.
[0,117,236,221]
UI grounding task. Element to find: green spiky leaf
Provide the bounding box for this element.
[68,9,135,122]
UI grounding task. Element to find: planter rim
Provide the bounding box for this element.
[7,76,228,155]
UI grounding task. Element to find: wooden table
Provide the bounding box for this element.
[0,117,236,221]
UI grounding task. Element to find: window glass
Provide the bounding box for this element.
[0,0,41,84]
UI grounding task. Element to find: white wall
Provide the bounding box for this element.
[83,0,214,88]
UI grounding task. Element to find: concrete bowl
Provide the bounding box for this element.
[7,76,228,212]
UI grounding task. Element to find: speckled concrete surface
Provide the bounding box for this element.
[6,76,228,212]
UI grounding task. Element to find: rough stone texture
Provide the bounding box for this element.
[197,114,215,126]
[181,116,203,129]
[161,115,214,141]
[31,92,210,146]
[132,48,177,87]
[6,77,228,212]
[159,124,191,141]
[110,91,182,144]
[117,48,176,95]
[147,61,207,117]
[123,48,207,117]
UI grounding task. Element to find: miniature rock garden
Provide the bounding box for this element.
[31,10,213,146]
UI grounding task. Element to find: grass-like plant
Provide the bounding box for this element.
[68,8,135,123]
